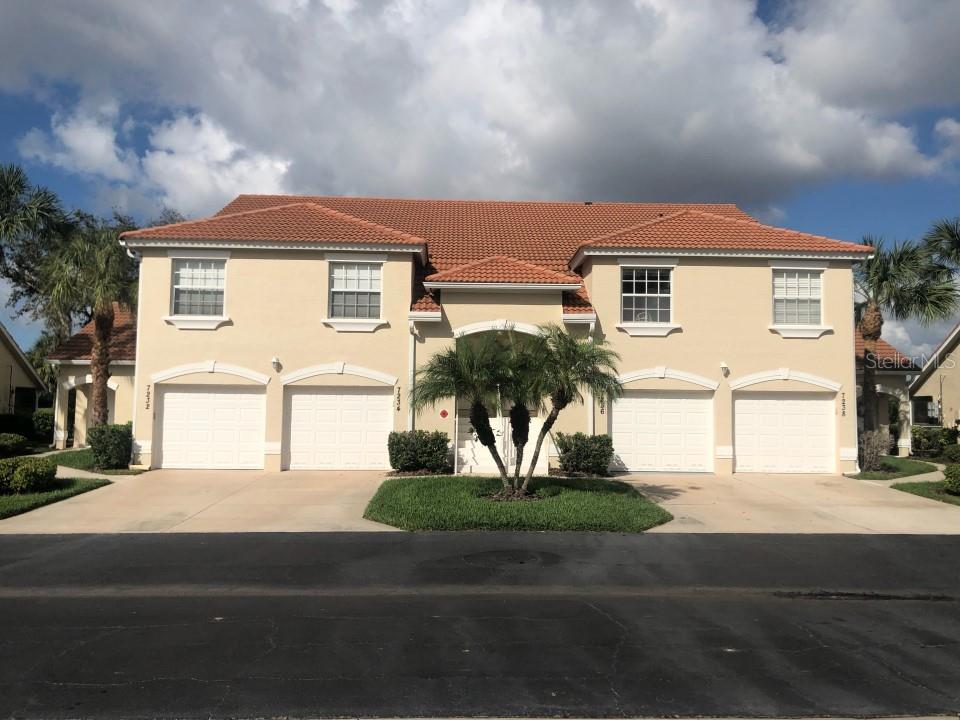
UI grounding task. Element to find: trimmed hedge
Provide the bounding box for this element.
[387,430,451,473]
[87,422,133,470]
[555,432,615,476]
[0,456,56,494]
[0,413,35,439]
[941,444,960,464]
[944,464,960,495]
[0,433,28,459]
[32,408,54,443]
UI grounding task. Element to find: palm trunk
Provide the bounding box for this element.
[512,443,525,487]
[521,403,562,492]
[90,306,114,427]
[470,400,510,489]
[859,303,883,433]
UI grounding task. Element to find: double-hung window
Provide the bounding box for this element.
[171,259,225,316]
[772,269,821,325]
[621,267,671,324]
[329,262,381,319]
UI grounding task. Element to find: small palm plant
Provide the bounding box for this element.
[44,222,137,426]
[855,236,958,430]
[412,335,512,488]
[520,325,622,492]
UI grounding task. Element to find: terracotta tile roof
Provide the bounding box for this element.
[410,283,441,313]
[215,195,757,273]
[562,286,595,314]
[120,202,427,247]
[581,209,872,256]
[48,303,137,362]
[855,329,916,371]
[425,256,581,285]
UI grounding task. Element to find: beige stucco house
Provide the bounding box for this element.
[0,320,43,414]
[117,195,872,474]
[855,330,917,456]
[48,304,136,448]
[910,320,960,429]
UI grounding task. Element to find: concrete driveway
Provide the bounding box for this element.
[632,471,960,533]
[0,470,394,533]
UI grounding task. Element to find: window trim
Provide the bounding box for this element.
[163,251,231,330]
[323,258,388,332]
[768,264,832,338]
[616,260,681,336]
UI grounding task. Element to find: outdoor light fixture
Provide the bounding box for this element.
[271,356,282,372]
[720,361,730,377]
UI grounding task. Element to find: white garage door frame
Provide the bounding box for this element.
[610,390,715,473]
[283,386,394,470]
[156,385,267,469]
[733,391,836,473]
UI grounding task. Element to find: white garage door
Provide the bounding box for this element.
[611,391,713,472]
[159,387,265,469]
[734,393,835,473]
[286,387,392,469]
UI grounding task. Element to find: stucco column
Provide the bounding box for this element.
[264,375,284,472]
[714,380,734,474]
[53,382,69,449]
[896,394,911,457]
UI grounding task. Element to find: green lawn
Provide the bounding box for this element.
[44,448,144,475]
[364,474,673,532]
[851,455,937,480]
[0,478,110,520]
[892,480,960,507]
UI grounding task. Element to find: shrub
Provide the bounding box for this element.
[32,408,54,443]
[944,465,960,495]
[0,433,28,458]
[858,430,888,472]
[942,444,960,464]
[0,456,56,494]
[87,422,132,470]
[387,430,450,473]
[911,426,959,456]
[8,457,56,494]
[0,413,35,438]
[555,432,615,476]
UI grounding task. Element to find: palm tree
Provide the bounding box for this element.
[855,236,959,431]
[0,163,74,340]
[411,335,512,488]
[521,325,622,492]
[43,223,137,426]
[924,217,960,270]
[501,334,544,489]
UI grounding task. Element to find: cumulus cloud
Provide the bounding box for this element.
[1,0,959,217]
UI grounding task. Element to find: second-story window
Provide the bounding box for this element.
[773,269,822,325]
[171,259,225,316]
[329,261,382,319]
[621,267,671,323]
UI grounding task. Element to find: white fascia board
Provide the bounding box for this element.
[46,359,136,366]
[569,247,872,270]
[422,282,581,291]
[408,311,442,322]
[123,238,427,262]
[909,320,960,392]
[562,313,597,323]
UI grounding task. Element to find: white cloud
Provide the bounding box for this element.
[1,0,959,216]
[18,110,290,217]
[883,317,956,362]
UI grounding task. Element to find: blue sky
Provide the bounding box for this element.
[1,0,959,356]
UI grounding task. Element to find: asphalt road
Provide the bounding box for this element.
[0,532,958,718]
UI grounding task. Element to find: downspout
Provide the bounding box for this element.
[407,321,416,431]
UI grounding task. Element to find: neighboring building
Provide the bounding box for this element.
[910,320,960,429]
[855,330,917,456]
[0,320,44,414]
[47,304,136,448]
[118,195,871,474]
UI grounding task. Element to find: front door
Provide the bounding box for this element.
[456,405,549,475]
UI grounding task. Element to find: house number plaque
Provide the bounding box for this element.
[840,393,846,417]
[395,386,401,412]
[145,384,152,410]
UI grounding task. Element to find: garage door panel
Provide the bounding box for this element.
[285,387,392,470]
[612,392,713,472]
[159,387,266,469]
[734,393,834,473]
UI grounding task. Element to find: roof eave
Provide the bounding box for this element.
[119,237,428,262]
[422,281,582,291]
[569,246,873,270]
[0,321,44,389]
